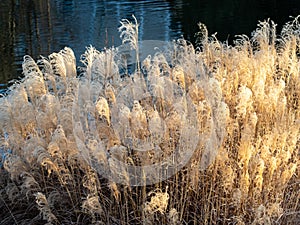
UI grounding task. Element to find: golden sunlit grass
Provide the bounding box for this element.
[0,16,299,224]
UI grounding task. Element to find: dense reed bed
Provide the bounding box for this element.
[0,16,299,225]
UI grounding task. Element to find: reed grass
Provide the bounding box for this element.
[0,16,299,225]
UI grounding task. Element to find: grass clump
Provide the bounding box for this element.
[0,16,299,225]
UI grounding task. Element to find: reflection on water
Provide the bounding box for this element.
[0,0,299,88]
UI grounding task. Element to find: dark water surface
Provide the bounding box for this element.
[0,0,299,89]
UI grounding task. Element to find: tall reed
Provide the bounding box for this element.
[0,16,299,225]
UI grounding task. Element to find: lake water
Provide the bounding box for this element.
[0,0,299,90]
